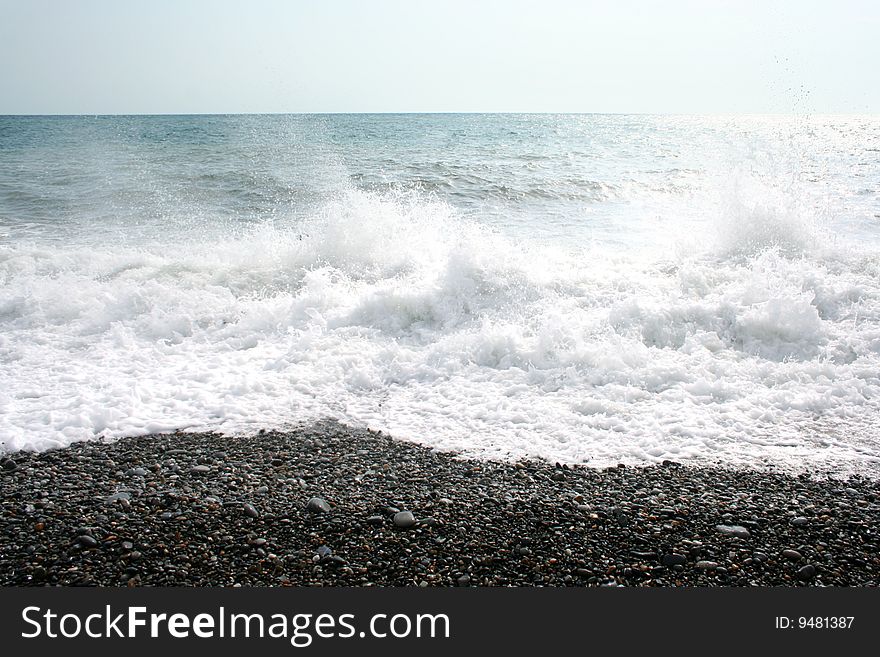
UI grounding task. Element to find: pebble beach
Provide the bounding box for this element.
[1,421,877,587]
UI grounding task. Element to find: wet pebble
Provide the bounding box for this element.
[306,497,331,514]
[661,554,687,566]
[797,564,817,580]
[77,535,98,548]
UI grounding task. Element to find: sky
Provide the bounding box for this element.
[1,0,878,114]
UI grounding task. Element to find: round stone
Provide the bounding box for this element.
[393,511,416,528]
[306,497,331,514]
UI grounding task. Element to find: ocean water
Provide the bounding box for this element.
[1,114,880,474]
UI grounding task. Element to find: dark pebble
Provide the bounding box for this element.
[306,497,331,514]
[77,535,98,548]
[797,565,817,580]
[661,554,687,566]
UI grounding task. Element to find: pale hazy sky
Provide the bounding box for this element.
[1,0,877,114]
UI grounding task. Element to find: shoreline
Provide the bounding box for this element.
[1,421,877,586]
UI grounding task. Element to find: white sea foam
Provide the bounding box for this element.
[2,181,879,475]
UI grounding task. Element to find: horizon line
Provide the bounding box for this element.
[2,110,878,118]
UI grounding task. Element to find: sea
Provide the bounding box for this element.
[1,113,879,474]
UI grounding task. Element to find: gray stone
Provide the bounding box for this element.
[190,465,211,474]
[715,524,750,539]
[393,511,416,528]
